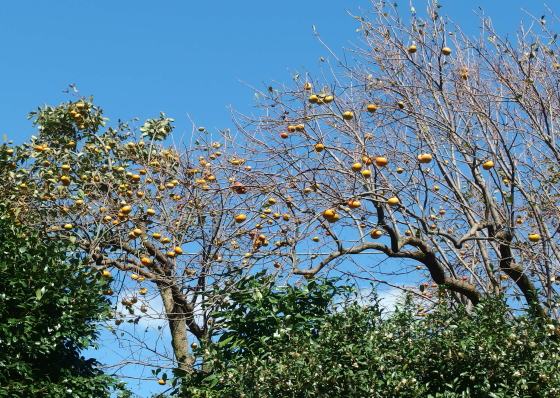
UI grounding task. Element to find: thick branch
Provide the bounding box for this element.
[294,237,482,305]
[495,230,547,318]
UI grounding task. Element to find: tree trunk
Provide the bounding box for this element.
[158,284,193,372]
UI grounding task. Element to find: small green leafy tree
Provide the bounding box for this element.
[0,206,130,397]
[181,275,560,397]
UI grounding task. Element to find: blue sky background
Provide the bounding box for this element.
[0,1,552,396]
[0,1,550,147]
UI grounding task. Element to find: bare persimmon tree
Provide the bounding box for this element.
[230,0,560,324]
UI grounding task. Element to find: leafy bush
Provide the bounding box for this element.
[180,273,560,397]
[0,208,130,397]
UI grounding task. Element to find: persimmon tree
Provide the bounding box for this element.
[228,0,560,324]
[0,93,286,385]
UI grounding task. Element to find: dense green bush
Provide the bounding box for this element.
[0,208,130,397]
[179,273,560,397]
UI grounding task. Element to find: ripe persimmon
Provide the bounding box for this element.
[529,234,541,242]
[375,157,388,167]
[387,197,399,206]
[418,154,433,164]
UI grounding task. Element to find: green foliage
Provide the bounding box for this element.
[139,112,175,141]
[28,94,108,142]
[0,207,130,397]
[180,274,560,397]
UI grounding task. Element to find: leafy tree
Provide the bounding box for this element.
[182,275,560,397]
[0,206,129,397]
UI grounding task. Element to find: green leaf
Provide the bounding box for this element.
[219,335,234,347]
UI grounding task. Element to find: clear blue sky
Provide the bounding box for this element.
[0,1,551,396]
[0,1,549,147]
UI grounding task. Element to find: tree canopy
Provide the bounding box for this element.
[0,206,129,397]
[183,275,560,397]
